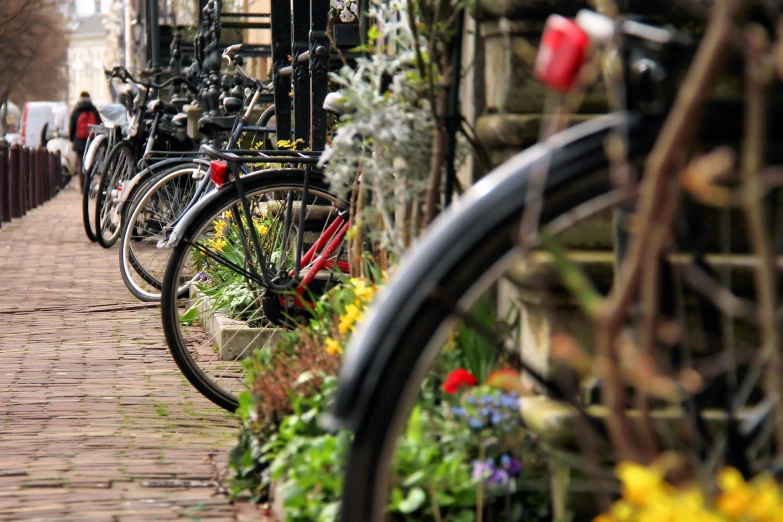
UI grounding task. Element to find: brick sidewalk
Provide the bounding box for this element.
[0,186,251,521]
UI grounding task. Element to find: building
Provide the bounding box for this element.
[67,8,113,105]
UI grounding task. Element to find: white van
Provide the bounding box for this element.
[19,101,68,148]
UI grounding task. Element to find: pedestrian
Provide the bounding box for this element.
[69,92,101,188]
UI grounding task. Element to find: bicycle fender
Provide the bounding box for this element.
[322,111,656,434]
[166,167,312,248]
[83,134,107,172]
[166,182,220,247]
[121,158,210,207]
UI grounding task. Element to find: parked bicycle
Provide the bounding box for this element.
[159,45,349,412]
[327,8,783,521]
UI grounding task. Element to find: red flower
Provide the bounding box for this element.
[442,368,478,394]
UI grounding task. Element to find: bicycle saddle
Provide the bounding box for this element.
[198,115,235,135]
[323,91,345,117]
[146,99,179,115]
[172,113,188,128]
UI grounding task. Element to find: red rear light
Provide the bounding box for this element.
[210,160,228,187]
[535,15,590,93]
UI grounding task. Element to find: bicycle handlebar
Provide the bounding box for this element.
[106,66,199,94]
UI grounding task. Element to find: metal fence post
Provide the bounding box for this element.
[293,0,311,147]
[271,0,292,145]
[9,145,20,218]
[309,0,329,150]
[38,148,45,205]
[19,147,29,215]
[31,147,40,209]
[0,144,9,222]
[41,148,50,201]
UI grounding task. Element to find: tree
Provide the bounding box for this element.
[0,0,68,134]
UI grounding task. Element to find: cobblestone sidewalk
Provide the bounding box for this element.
[0,186,252,521]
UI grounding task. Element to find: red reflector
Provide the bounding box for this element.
[535,15,590,93]
[210,161,228,186]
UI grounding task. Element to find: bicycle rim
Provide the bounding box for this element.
[161,172,347,411]
[121,164,207,301]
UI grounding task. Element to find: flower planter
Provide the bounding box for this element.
[193,291,281,361]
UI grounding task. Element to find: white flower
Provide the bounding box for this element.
[350,2,358,14]
[332,0,344,8]
[339,7,355,22]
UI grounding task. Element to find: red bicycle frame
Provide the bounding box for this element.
[284,212,351,309]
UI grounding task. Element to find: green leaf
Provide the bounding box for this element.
[179,305,199,325]
[235,391,252,419]
[406,406,422,444]
[398,487,426,514]
[402,470,426,487]
[367,24,381,43]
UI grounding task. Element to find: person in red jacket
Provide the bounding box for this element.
[69,92,102,188]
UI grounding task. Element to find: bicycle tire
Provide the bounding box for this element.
[332,113,656,522]
[81,140,109,242]
[160,169,346,412]
[120,163,206,302]
[95,141,136,248]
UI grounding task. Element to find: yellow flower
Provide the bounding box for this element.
[338,303,364,335]
[224,210,233,219]
[616,461,668,507]
[210,238,228,251]
[214,220,227,237]
[350,278,375,304]
[324,337,342,356]
[592,515,613,522]
[748,474,781,522]
[716,467,752,519]
[609,500,635,522]
[253,218,269,236]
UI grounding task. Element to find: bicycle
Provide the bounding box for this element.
[159,45,350,412]
[325,7,783,521]
[118,86,278,302]
[81,103,127,242]
[94,68,199,248]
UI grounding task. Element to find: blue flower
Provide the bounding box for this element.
[500,394,519,409]
[465,395,476,405]
[478,395,494,406]
[451,406,466,417]
[500,454,511,467]
[491,412,502,425]
[468,417,485,429]
[480,407,493,417]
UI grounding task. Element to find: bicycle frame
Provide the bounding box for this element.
[168,89,350,305]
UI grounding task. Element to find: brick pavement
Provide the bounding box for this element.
[0,185,258,521]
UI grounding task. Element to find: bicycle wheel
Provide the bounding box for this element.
[95,141,136,248]
[331,113,665,521]
[161,169,347,412]
[81,140,109,242]
[120,163,207,302]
